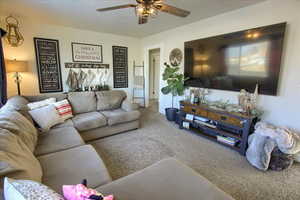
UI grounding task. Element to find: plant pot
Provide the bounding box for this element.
[165,108,178,121]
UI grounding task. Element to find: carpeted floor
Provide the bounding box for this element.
[90,105,300,200]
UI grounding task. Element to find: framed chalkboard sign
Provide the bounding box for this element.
[34,38,63,93]
[113,46,128,88]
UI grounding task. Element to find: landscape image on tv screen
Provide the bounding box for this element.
[184,23,286,96]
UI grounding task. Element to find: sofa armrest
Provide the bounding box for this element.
[121,100,139,112]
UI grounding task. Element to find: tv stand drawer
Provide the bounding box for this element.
[183,105,207,117]
[207,112,243,127]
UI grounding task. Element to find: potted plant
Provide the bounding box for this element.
[161,62,188,121]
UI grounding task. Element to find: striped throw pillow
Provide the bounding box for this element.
[53,100,73,121]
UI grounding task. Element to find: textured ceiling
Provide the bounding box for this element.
[0,0,266,37]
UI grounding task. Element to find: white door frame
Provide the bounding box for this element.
[143,43,164,108]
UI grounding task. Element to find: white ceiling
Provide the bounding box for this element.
[0,0,266,38]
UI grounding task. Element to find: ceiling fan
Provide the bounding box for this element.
[96,0,191,24]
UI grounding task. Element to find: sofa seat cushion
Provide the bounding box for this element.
[52,119,74,129]
[96,158,234,200]
[38,145,112,194]
[34,127,84,156]
[72,112,107,132]
[68,92,96,114]
[101,109,140,126]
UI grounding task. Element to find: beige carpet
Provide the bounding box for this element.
[91,106,300,200]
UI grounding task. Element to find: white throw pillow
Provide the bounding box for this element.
[27,98,56,110]
[53,99,73,121]
[4,177,64,200]
[29,104,64,132]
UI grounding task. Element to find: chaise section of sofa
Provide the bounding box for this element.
[97,158,234,200]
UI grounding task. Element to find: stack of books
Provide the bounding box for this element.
[217,135,237,146]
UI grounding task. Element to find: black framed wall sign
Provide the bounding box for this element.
[112,46,128,88]
[72,43,103,63]
[34,38,63,93]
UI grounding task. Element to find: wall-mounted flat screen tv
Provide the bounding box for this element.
[184,22,286,96]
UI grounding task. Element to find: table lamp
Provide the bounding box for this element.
[6,59,28,95]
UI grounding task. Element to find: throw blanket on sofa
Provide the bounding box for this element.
[246,122,300,170]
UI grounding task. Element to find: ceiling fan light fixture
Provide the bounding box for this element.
[96,0,190,25]
[136,4,145,15]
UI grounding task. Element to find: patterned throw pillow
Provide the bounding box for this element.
[4,177,64,200]
[53,100,73,121]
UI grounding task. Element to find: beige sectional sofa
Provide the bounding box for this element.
[0,90,234,200]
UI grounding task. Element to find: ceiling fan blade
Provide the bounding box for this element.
[138,16,148,25]
[96,4,136,12]
[159,4,190,17]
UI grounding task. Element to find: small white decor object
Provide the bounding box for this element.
[4,177,64,200]
[72,43,103,63]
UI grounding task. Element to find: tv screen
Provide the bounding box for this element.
[184,23,286,96]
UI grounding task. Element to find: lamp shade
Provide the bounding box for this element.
[6,59,28,73]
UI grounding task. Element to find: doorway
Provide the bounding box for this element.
[148,48,160,112]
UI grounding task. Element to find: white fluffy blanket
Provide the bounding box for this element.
[255,122,300,155]
[246,122,300,170]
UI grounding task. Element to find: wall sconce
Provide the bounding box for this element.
[6,59,28,95]
[5,16,24,47]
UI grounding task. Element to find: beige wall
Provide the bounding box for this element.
[1,17,142,98]
[141,0,300,131]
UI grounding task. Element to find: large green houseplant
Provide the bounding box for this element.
[161,62,188,121]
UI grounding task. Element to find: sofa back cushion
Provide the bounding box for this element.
[24,93,67,103]
[0,129,42,184]
[96,90,126,111]
[1,96,33,124]
[0,111,37,152]
[68,92,97,114]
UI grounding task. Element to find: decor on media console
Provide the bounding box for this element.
[246,122,300,171]
[238,84,259,115]
[72,43,103,63]
[112,46,128,88]
[161,62,188,121]
[5,16,24,47]
[34,37,63,93]
[5,59,28,95]
[169,48,183,67]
